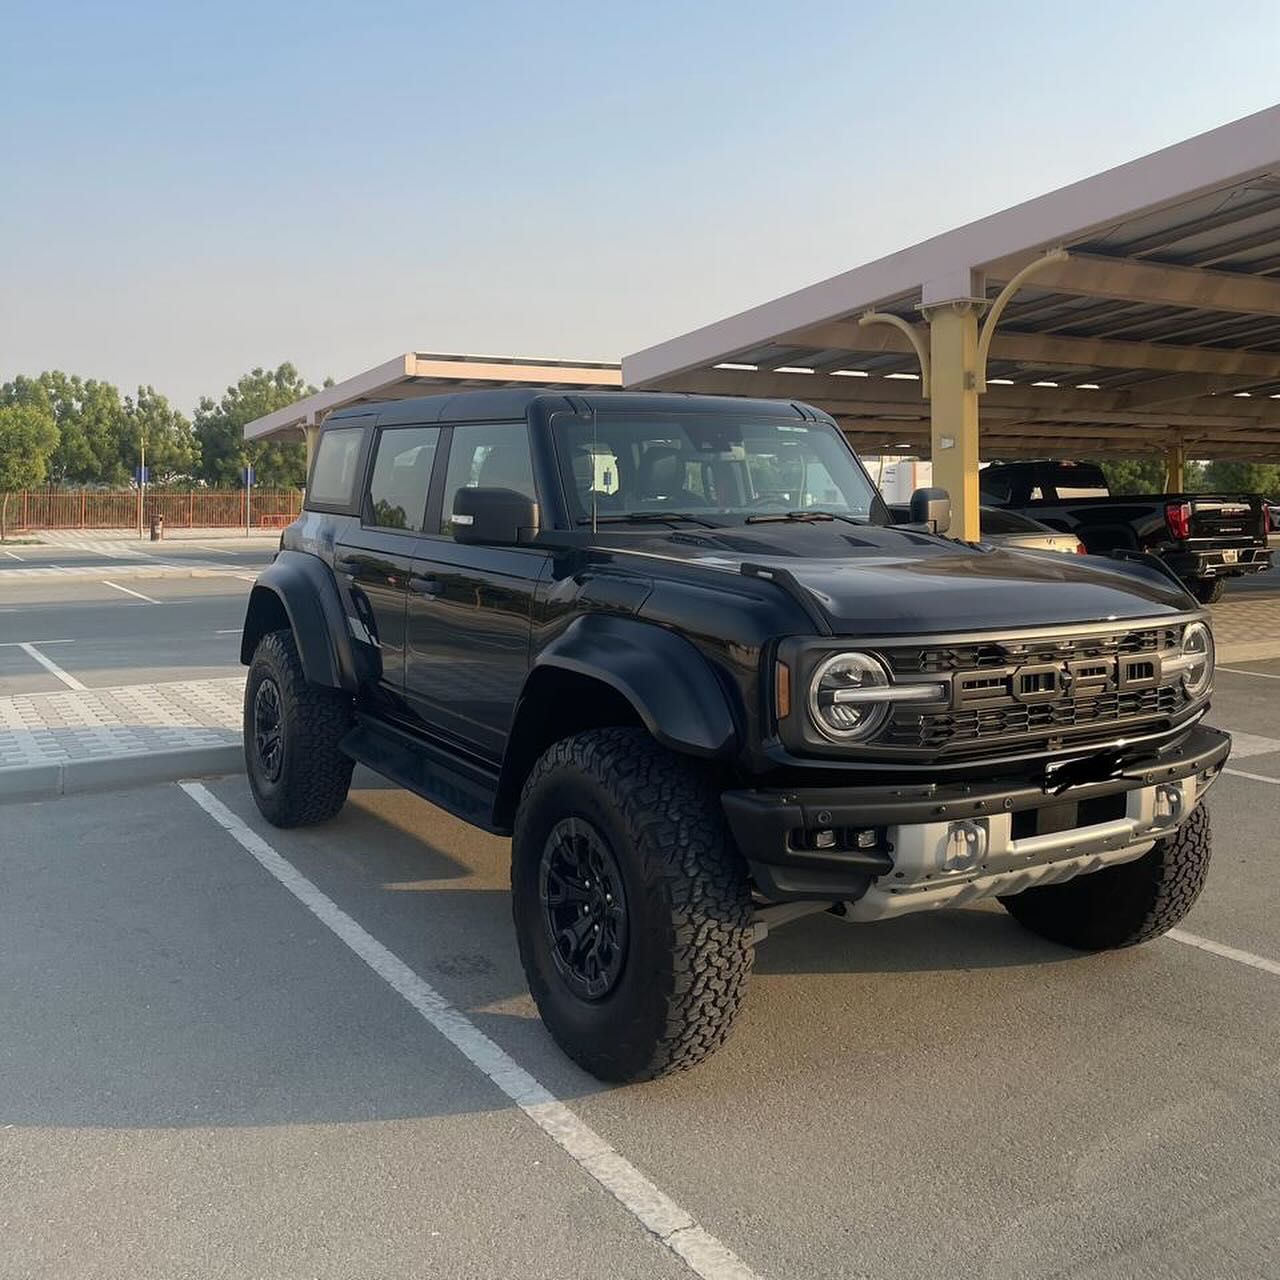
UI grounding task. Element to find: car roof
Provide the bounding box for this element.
[326,388,833,428]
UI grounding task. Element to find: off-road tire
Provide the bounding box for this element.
[999,803,1211,950]
[244,629,354,828]
[512,727,754,1082]
[1188,577,1226,604]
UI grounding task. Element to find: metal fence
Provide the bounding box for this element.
[0,489,304,530]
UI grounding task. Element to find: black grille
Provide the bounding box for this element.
[879,624,1189,758]
[885,626,1181,676]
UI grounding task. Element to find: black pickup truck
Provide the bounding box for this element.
[240,391,1230,1081]
[979,459,1272,603]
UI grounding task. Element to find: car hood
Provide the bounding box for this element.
[604,522,1192,635]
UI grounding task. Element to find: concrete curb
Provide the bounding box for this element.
[0,742,245,803]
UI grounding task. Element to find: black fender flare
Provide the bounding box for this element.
[239,551,358,691]
[519,614,740,759]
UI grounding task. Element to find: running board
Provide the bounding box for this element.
[340,716,504,833]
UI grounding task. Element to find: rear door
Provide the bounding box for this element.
[403,420,551,760]
[334,423,442,716]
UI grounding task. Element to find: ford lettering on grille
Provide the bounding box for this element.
[953,653,1163,709]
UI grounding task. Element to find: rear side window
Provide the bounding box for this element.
[307,427,366,508]
[366,426,441,532]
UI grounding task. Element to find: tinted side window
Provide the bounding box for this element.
[366,426,441,532]
[441,423,536,537]
[307,427,366,509]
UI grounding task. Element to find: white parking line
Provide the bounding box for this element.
[1225,767,1280,786]
[215,628,242,635]
[179,782,759,1280]
[4,550,23,560]
[102,580,161,604]
[18,642,87,691]
[1167,929,1280,978]
[1219,667,1280,680]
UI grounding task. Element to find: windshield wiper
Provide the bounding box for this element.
[576,512,723,529]
[745,510,867,526]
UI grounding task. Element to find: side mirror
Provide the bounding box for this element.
[451,487,540,545]
[909,486,951,535]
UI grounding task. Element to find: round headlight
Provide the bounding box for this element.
[1180,621,1214,699]
[808,652,892,742]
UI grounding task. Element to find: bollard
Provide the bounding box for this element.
[150,513,164,541]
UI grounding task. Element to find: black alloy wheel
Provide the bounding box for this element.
[253,676,285,782]
[539,816,629,1000]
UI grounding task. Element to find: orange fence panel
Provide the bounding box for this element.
[1,489,303,530]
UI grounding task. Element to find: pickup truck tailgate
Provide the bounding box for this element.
[1187,495,1264,542]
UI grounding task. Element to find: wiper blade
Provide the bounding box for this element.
[577,512,722,529]
[745,510,865,526]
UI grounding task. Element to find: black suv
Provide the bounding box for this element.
[241,390,1230,1081]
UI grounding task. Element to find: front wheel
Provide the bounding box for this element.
[244,630,354,827]
[1188,577,1226,604]
[999,804,1212,950]
[512,728,754,1082]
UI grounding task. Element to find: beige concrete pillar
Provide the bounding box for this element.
[1166,442,1186,492]
[925,301,981,541]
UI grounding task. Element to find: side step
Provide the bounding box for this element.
[340,716,504,834]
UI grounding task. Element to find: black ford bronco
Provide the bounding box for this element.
[241,390,1230,1081]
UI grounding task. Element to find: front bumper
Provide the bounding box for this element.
[1165,546,1271,579]
[723,723,1230,909]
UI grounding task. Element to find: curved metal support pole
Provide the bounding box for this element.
[975,248,1068,392]
[858,310,931,398]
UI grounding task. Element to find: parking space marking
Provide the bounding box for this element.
[1220,666,1280,680]
[102,580,161,604]
[17,641,86,691]
[215,628,242,634]
[4,550,23,560]
[1225,766,1280,786]
[179,781,760,1280]
[1168,928,1280,978]
[1224,729,1280,758]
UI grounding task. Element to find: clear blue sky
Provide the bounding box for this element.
[3,0,1279,412]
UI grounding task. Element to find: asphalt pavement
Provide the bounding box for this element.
[3,654,1279,1279]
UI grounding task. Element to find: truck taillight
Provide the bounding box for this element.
[1074,540,1087,554]
[1165,501,1192,541]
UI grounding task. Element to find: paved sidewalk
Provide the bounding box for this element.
[33,528,283,547]
[1211,592,1280,663]
[0,676,244,799]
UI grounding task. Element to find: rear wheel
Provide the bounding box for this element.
[1188,576,1225,604]
[512,728,754,1082]
[244,630,354,827]
[999,804,1211,950]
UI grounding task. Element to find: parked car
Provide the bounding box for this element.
[979,459,1272,603]
[1263,497,1280,533]
[240,391,1230,1082]
[889,503,1085,554]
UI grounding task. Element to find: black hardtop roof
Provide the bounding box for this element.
[326,388,833,428]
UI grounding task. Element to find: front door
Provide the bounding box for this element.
[334,423,441,717]
[404,421,550,760]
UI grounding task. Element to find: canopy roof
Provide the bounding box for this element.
[624,105,1280,460]
[244,353,621,443]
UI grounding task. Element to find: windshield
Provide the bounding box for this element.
[555,412,885,526]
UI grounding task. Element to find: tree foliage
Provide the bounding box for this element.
[1088,457,1206,495]
[0,402,60,538]
[1201,460,1280,496]
[193,364,310,488]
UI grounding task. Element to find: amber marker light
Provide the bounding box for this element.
[775,660,792,719]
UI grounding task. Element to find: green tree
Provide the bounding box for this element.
[125,386,199,484]
[193,364,310,489]
[0,372,131,485]
[0,403,60,539]
[1088,457,1206,495]
[1202,460,1280,495]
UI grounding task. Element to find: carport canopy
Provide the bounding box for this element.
[623,104,1280,538]
[244,351,622,462]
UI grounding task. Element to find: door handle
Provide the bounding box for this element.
[412,576,443,597]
